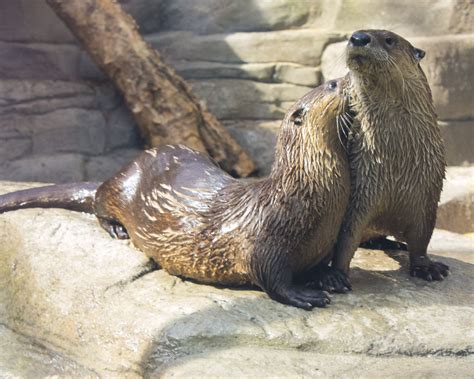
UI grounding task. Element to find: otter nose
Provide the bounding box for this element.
[349,32,371,47]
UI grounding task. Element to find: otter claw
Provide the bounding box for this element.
[305,267,352,293]
[278,288,331,310]
[410,261,449,281]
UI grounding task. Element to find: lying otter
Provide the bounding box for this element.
[332,30,448,283]
[0,80,354,310]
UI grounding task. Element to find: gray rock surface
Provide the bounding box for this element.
[437,166,474,234]
[0,325,96,378]
[149,30,343,65]
[413,34,474,120]
[190,79,313,120]
[0,181,472,377]
[0,1,472,180]
[439,120,474,166]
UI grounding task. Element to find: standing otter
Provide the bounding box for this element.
[332,30,448,283]
[0,80,353,309]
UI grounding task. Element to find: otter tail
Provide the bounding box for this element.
[0,182,101,214]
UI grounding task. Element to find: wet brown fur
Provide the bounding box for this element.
[0,80,352,309]
[332,30,448,281]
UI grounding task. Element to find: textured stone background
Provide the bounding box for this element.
[0,0,472,180]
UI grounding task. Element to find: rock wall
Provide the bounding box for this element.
[0,0,472,181]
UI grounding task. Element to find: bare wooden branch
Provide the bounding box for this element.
[46,0,256,177]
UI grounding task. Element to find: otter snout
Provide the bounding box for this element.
[349,31,371,47]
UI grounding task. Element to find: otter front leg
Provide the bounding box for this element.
[406,226,449,281]
[250,243,331,310]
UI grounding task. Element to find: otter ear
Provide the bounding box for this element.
[414,47,425,61]
[290,107,306,126]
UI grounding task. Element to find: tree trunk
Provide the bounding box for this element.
[46,0,256,177]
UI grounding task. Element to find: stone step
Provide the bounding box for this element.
[148,30,344,66]
[0,189,471,376]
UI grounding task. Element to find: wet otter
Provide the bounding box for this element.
[332,30,448,283]
[0,80,353,310]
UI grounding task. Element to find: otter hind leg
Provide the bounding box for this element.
[250,242,331,310]
[98,218,130,240]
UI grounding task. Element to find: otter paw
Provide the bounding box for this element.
[108,224,130,240]
[305,267,352,293]
[277,288,331,310]
[410,261,449,281]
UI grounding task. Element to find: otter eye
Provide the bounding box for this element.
[385,37,395,46]
[327,80,337,90]
[414,47,426,60]
[290,107,306,126]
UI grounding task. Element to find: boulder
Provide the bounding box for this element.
[0,42,81,80]
[189,79,313,119]
[171,61,276,82]
[414,34,474,120]
[320,41,348,81]
[85,148,142,182]
[153,0,321,35]
[0,181,472,377]
[0,154,85,183]
[149,30,343,66]
[439,120,474,166]
[0,324,95,377]
[437,166,474,234]
[331,0,473,37]
[223,120,280,176]
[0,0,76,43]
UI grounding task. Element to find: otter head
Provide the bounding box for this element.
[272,78,352,183]
[346,29,427,93]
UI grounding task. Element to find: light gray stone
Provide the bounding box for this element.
[321,41,348,81]
[189,79,313,119]
[331,0,473,37]
[78,51,105,81]
[172,61,276,82]
[0,110,105,157]
[155,0,321,35]
[439,120,474,166]
[157,348,474,378]
[85,148,142,182]
[0,41,81,80]
[224,120,280,176]
[0,80,97,113]
[274,63,321,86]
[415,34,474,120]
[0,137,31,162]
[0,188,471,377]
[0,154,85,183]
[149,30,343,65]
[106,106,141,151]
[173,61,321,87]
[0,325,96,378]
[0,0,76,43]
[437,166,474,234]
[30,109,107,156]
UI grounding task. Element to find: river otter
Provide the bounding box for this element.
[0,80,353,309]
[332,30,448,283]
